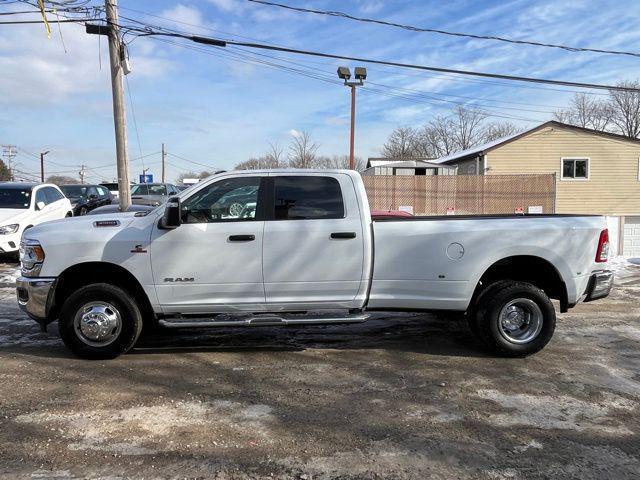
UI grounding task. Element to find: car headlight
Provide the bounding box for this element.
[0,224,19,235]
[20,240,45,273]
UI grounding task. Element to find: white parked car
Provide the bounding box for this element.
[0,182,73,254]
[16,170,612,359]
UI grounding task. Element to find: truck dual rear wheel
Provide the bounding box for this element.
[471,281,556,357]
[58,283,143,359]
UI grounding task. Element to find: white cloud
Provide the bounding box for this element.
[288,129,302,138]
[358,1,385,14]
[0,12,172,107]
[207,0,245,14]
[158,4,215,35]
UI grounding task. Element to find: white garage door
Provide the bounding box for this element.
[623,216,640,257]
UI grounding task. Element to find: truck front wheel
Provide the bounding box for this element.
[471,281,555,357]
[58,283,143,359]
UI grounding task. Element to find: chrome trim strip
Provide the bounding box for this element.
[159,314,370,328]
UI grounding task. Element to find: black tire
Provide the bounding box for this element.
[79,206,88,216]
[466,280,512,337]
[65,211,73,217]
[58,283,143,359]
[471,281,555,357]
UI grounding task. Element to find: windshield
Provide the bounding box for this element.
[0,187,32,209]
[131,184,166,196]
[101,183,118,190]
[60,185,88,198]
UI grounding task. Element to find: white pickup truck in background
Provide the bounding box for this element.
[16,170,613,359]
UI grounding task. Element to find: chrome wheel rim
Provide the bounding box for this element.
[228,202,243,216]
[73,301,122,347]
[498,298,543,344]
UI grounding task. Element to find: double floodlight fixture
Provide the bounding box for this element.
[337,66,367,85]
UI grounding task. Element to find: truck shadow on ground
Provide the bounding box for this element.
[132,313,489,358]
[3,312,490,359]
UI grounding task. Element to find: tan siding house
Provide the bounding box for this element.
[435,121,640,255]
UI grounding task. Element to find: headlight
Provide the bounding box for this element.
[20,240,45,273]
[0,224,19,235]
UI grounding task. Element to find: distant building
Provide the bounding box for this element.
[362,158,457,176]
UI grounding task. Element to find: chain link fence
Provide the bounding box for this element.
[362,174,556,215]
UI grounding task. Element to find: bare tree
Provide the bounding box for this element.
[46,175,78,185]
[265,141,285,168]
[484,121,521,142]
[381,106,520,160]
[380,126,419,158]
[449,106,487,150]
[554,93,613,132]
[288,131,320,168]
[175,171,199,183]
[316,155,366,171]
[236,142,287,170]
[609,80,640,138]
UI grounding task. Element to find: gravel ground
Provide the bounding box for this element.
[0,257,639,479]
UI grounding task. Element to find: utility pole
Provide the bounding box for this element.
[161,143,166,183]
[2,145,16,181]
[79,164,86,184]
[40,151,49,182]
[105,0,131,210]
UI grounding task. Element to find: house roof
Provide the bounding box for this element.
[433,120,640,165]
[367,157,442,168]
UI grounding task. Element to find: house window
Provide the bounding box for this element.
[561,158,589,180]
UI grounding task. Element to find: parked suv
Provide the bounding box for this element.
[60,184,112,216]
[0,182,72,254]
[131,183,180,207]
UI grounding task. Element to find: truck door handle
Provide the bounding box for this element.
[228,234,255,242]
[330,232,356,239]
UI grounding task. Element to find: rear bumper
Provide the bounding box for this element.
[16,276,57,328]
[584,270,613,302]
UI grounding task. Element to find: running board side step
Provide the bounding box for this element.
[158,313,369,329]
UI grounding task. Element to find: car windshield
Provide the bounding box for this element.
[131,184,166,196]
[0,187,32,209]
[60,185,88,198]
[101,183,118,191]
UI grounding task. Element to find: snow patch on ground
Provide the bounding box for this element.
[0,267,19,285]
[15,400,275,455]
[475,389,636,434]
[609,256,640,277]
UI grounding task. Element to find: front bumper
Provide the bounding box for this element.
[0,232,21,253]
[16,276,57,328]
[584,270,614,302]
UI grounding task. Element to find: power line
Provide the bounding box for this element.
[167,152,217,170]
[116,22,639,92]
[248,0,640,59]
[148,36,543,123]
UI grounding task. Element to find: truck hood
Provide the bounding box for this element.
[24,211,141,242]
[0,209,31,226]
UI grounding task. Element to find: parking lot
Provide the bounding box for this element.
[0,258,638,479]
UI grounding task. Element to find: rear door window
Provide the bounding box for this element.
[273,176,344,220]
[35,188,49,207]
[44,187,64,203]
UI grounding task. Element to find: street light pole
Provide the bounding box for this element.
[337,67,367,170]
[349,85,356,170]
[40,151,49,182]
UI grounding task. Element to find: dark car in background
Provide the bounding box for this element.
[131,183,180,207]
[60,184,112,216]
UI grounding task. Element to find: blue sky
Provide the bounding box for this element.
[1,0,639,183]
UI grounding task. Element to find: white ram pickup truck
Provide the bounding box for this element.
[16,170,613,359]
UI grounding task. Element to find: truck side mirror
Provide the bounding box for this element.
[160,196,181,229]
[36,201,46,211]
